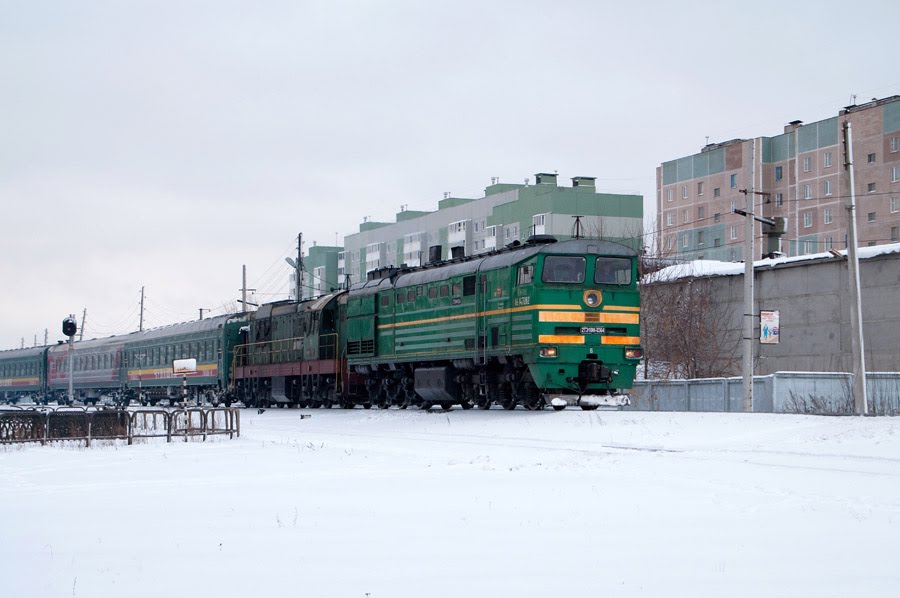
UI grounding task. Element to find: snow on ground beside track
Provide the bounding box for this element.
[2,409,900,597]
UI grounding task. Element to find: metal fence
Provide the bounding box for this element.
[0,406,241,446]
[630,372,900,416]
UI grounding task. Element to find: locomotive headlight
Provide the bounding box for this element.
[625,348,643,359]
[540,347,558,358]
[583,290,602,308]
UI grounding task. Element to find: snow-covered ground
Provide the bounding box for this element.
[2,408,899,597]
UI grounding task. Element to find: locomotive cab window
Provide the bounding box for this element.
[542,256,586,283]
[517,264,534,285]
[594,257,632,285]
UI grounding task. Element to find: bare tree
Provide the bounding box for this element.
[641,270,740,380]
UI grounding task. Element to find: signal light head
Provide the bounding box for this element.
[62,317,77,337]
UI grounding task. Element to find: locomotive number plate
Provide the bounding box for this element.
[580,326,606,334]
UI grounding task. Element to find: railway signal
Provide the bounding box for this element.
[62,317,77,337]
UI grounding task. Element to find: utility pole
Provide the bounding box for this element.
[734,140,776,413]
[79,308,86,341]
[239,265,258,310]
[44,329,48,347]
[139,286,145,332]
[843,121,868,415]
[199,308,208,320]
[285,233,304,301]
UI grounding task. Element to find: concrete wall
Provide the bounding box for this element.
[644,248,900,375]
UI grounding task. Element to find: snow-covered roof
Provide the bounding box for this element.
[643,242,900,283]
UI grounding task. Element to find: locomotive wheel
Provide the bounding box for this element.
[498,384,516,410]
[477,399,492,410]
[552,404,566,411]
[459,399,473,410]
[440,402,453,411]
[580,404,599,411]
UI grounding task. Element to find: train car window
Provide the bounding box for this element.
[452,283,461,296]
[594,257,632,285]
[517,264,534,285]
[396,292,405,304]
[463,276,476,296]
[428,287,437,299]
[407,290,415,303]
[381,294,390,307]
[439,285,449,297]
[542,256,586,283]
[416,286,424,298]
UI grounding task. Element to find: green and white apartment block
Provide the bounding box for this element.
[657,94,900,262]
[337,172,643,285]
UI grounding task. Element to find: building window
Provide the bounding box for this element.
[803,156,811,172]
[892,166,900,183]
[730,174,736,188]
[868,241,877,247]
[730,224,738,240]
[682,209,689,223]
[824,236,833,251]
[824,152,832,168]
[804,184,812,199]
[666,212,674,226]
[868,182,877,193]
[682,185,688,199]
[775,192,784,207]
[868,212,877,222]
[713,187,721,198]
[823,179,832,196]
[775,166,783,181]
[714,212,721,223]
[868,153,877,163]
[681,235,688,249]
[824,208,833,224]
[892,197,899,213]
[893,226,900,242]
[804,212,813,228]
[666,188,674,202]
[697,231,705,246]
[891,137,900,153]
[714,238,721,247]
[730,200,737,212]
[730,250,737,261]
[697,182,704,195]
[698,206,705,219]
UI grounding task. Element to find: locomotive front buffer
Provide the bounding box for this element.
[544,358,632,410]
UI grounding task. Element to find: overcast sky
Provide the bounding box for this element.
[1,0,898,349]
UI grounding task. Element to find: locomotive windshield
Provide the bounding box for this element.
[594,257,632,285]
[541,256,586,283]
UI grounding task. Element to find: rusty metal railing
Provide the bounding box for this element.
[0,406,240,447]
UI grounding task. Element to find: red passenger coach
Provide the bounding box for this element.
[46,337,125,404]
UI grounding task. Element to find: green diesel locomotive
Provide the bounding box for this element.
[345,236,642,410]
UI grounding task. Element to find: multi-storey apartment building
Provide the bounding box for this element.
[340,172,643,284]
[657,95,900,261]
